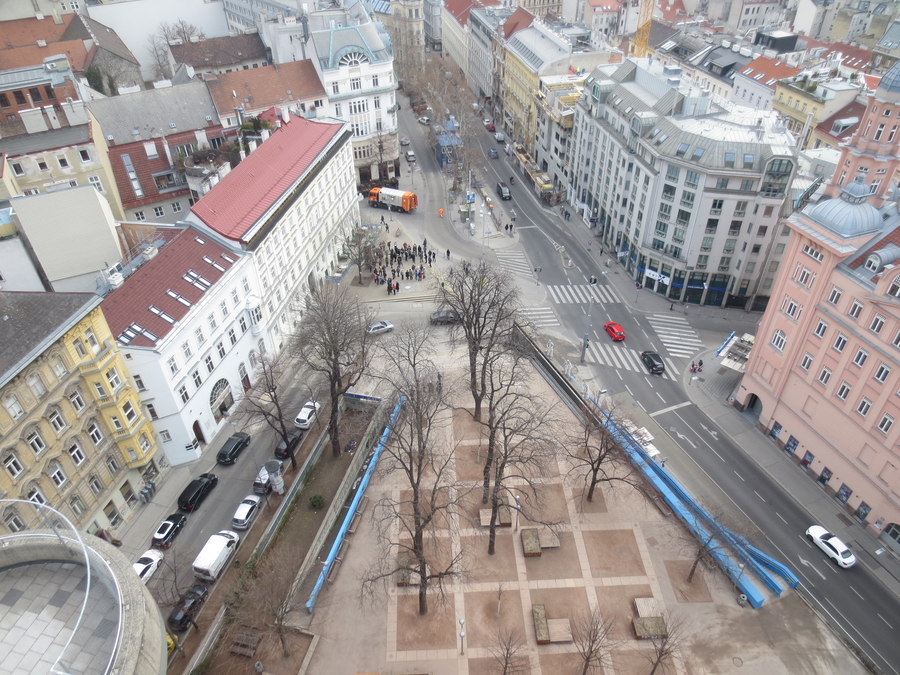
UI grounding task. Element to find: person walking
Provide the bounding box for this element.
[439,208,444,218]
[446,249,451,260]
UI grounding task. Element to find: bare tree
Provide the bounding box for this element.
[147,20,207,80]
[295,283,373,458]
[435,260,520,422]
[161,19,207,43]
[565,401,641,504]
[231,350,302,469]
[670,503,761,584]
[571,608,619,675]
[361,322,467,614]
[644,612,689,675]
[486,625,528,675]
[343,222,377,286]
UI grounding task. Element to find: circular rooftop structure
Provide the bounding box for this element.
[809,176,883,238]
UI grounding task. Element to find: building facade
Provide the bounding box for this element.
[732,56,802,111]
[0,293,166,537]
[569,59,796,309]
[737,63,900,551]
[772,76,860,149]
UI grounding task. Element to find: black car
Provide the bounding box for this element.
[151,513,187,549]
[216,432,251,465]
[177,473,218,511]
[640,351,665,375]
[430,310,461,325]
[167,584,209,632]
[275,431,303,460]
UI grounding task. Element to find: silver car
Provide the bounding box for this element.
[367,320,394,335]
[232,495,262,530]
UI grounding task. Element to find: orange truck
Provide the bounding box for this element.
[368,187,418,213]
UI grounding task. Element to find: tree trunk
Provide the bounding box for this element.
[418,562,429,615]
[487,483,500,555]
[687,555,701,583]
[586,472,597,502]
[469,349,482,421]
[648,656,663,675]
[481,422,497,504]
[329,385,341,458]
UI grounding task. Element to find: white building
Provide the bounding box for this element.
[187,113,358,355]
[100,227,259,465]
[731,55,802,110]
[569,59,797,309]
[469,7,516,101]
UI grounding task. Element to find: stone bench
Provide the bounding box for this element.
[532,604,550,644]
[521,528,541,557]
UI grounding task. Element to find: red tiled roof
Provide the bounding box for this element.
[502,8,534,39]
[0,14,76,50]
[445,0,501,25]
[658,0,686,24]
[799,38,873,71]
[0,39,94,72]
[204,60,325,118]
[101,228,238,348]
[190,114,345,242]
[864,74,882,91]
[849,223,900,270]
[738,55,801,90]
[815,100,867,143]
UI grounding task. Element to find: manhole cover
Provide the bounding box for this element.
[733,657,743,667]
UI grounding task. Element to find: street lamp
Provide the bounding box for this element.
[459,618,466,655]
[580,275,598,363]
[514,494,521,530]
[479,204,486,259]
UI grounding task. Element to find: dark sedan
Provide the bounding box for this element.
[216,432,251,465]
[430,310,461,325]
[167,584,209,631]
[177,473,218,511]
[151,513,187,549]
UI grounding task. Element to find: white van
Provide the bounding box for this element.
[192,530,240,582]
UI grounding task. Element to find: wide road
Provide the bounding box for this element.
[457,125,900,674]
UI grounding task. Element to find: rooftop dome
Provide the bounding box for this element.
[809,176,883,238]
[880,60,900,95]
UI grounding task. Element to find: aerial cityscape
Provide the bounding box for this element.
[0,0,899,673]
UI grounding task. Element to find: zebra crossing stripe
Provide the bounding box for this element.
[547,284,619,304]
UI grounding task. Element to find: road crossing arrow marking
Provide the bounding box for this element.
[700,423,719,440]
[798,556,826,580]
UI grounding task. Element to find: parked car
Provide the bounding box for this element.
[485,123,496,132]
[483,118,493,127]
[406,150,416,163]
[294,401,321,429]
[640,351,665,375]
[254,461,283,495]
[496,181,511,200]
[232,495,262,531]
[216,432,251,465]
[275,431,303,459]
[430,310,461,325]
[152,513,187,549]
[177,473,218,511]
[400,136,411,146]
[132,549,164,584]
[494,132,505,142]
[417,116,430,125]
[604,322,626,341]
[367,320,394,335]
[489,149,498,158]
[167,584,210,632]
[806,525,857,568]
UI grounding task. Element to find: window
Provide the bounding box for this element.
[178,386,189,403]
[239,316,248,333]
[771,329,786,351]
[106,368,121,390]
[817,367,832,385]
[167,356,179,375]
[27,430,46,454]
[4,454,23,478]
[27,487,46,505]
[5,511,26,532]
[724,152,735,167]
[857,398,872,417]
[49,410,66,432]
[85,329,99,353]
[828,286,842,305]
[79,148,90,163]
[784,298,799,317]
[229,328,238,345]
[878,414,894,434]
[332,81,339,94]
[800,352,813,371]
[88,423,103,445]
[88,476,103,493]
[836,382,851,400]
[192,370,202,388]
[802,244,823,262]
[27,374,46,398]
[217,341,226,358]
[204,355,214,373]
[71,496,85,516]
[741,179,755,191]
[870,314,886,334]
[50,465,67,488]
[743,154,754,169]
[710,199,724,214]
[685,170,699,188]
[675,143,690,158]
[38,160,49,172]
[814,320,827,338]
[4,395,24,419]
[194,327,206,345]
[68,442,85,466]
[133,374,146,391]
[853,349,868,367]
[706,219,718,233]
[716,178,729,189]
[797,267,811,286]
[875,363,891,383]
[662,184,676,201]
[69,390,85,412]
[51,356,67,378]
[160,430,172,442]
[350,77,361,90]
[73,339,86,357]
[146,403,158,420]
[833,333,847,352]
[849,300,863,319]
[111,416,123,431]
[181,341,192,359]
[123,401,136,423]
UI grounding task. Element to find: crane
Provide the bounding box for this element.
[631,0,654,58]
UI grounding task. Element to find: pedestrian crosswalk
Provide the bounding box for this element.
[494,249,533,275]
[585,342,677,380]
[518,306,559,328]
[547,284,620,305]
[646,314,705,360]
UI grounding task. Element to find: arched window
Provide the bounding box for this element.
[771,329,787,351]
[3,507,26,532]
[249,351,258,368]
[888,275,900,297]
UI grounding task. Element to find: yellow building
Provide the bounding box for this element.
[772,77,859,149]
[0,292,167,536]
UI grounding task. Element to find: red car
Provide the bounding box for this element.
[485,123,496,132]
[604,322,626,341]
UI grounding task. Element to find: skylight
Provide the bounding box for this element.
[150,305,176,322]
[166,290,192,306]
[203,256,226,272]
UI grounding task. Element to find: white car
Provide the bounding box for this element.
[232,495,262,530]
[483,118,493,127]
[133,549,164,584]
[367,320,394,335]
[805,525,856,568]
[400,136,410,146]
[294,401,321,429]
[417,116,430,125]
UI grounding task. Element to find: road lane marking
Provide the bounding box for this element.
[656,392,666,403]
[849,586,863,600]
[625,384,634,397]
[754,491,766,502]
[776,512,788,524]
[798,555,826,580]
[734,471,745,481]
[649,401,692,417]
[878,614,893,629]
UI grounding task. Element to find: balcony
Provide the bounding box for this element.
[724,247,735,254]
[661,192,674,202]
[718,265,730,271]
[78,341,116,375]
[700,246,712,252]
[710,208,722,215]
[696,263,707,269]
[705,227,717,234]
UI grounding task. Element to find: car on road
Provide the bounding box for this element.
[232,495,262,530]
[604,322,626,341]
[367,320,394,335]
[216,432,251,465]
[167,584,209,632]
[417,116,430,125]
[640,351,665,375]
[177,473,218,511]
[294,401,321,430]
[485,123,496,132]
[132,549,164,584]
[405,150,416,163]
[275,431,303,459]
[489,149,498,158]
[483,118,493,127]
[494,132,505,142]
[152,513,187,549]
[400,136,410,146]
[806,525,857,568]
[430,309,461,325]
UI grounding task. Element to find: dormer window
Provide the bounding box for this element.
[865,255,881,272]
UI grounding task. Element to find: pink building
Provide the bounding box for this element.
[738,61,900,553]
